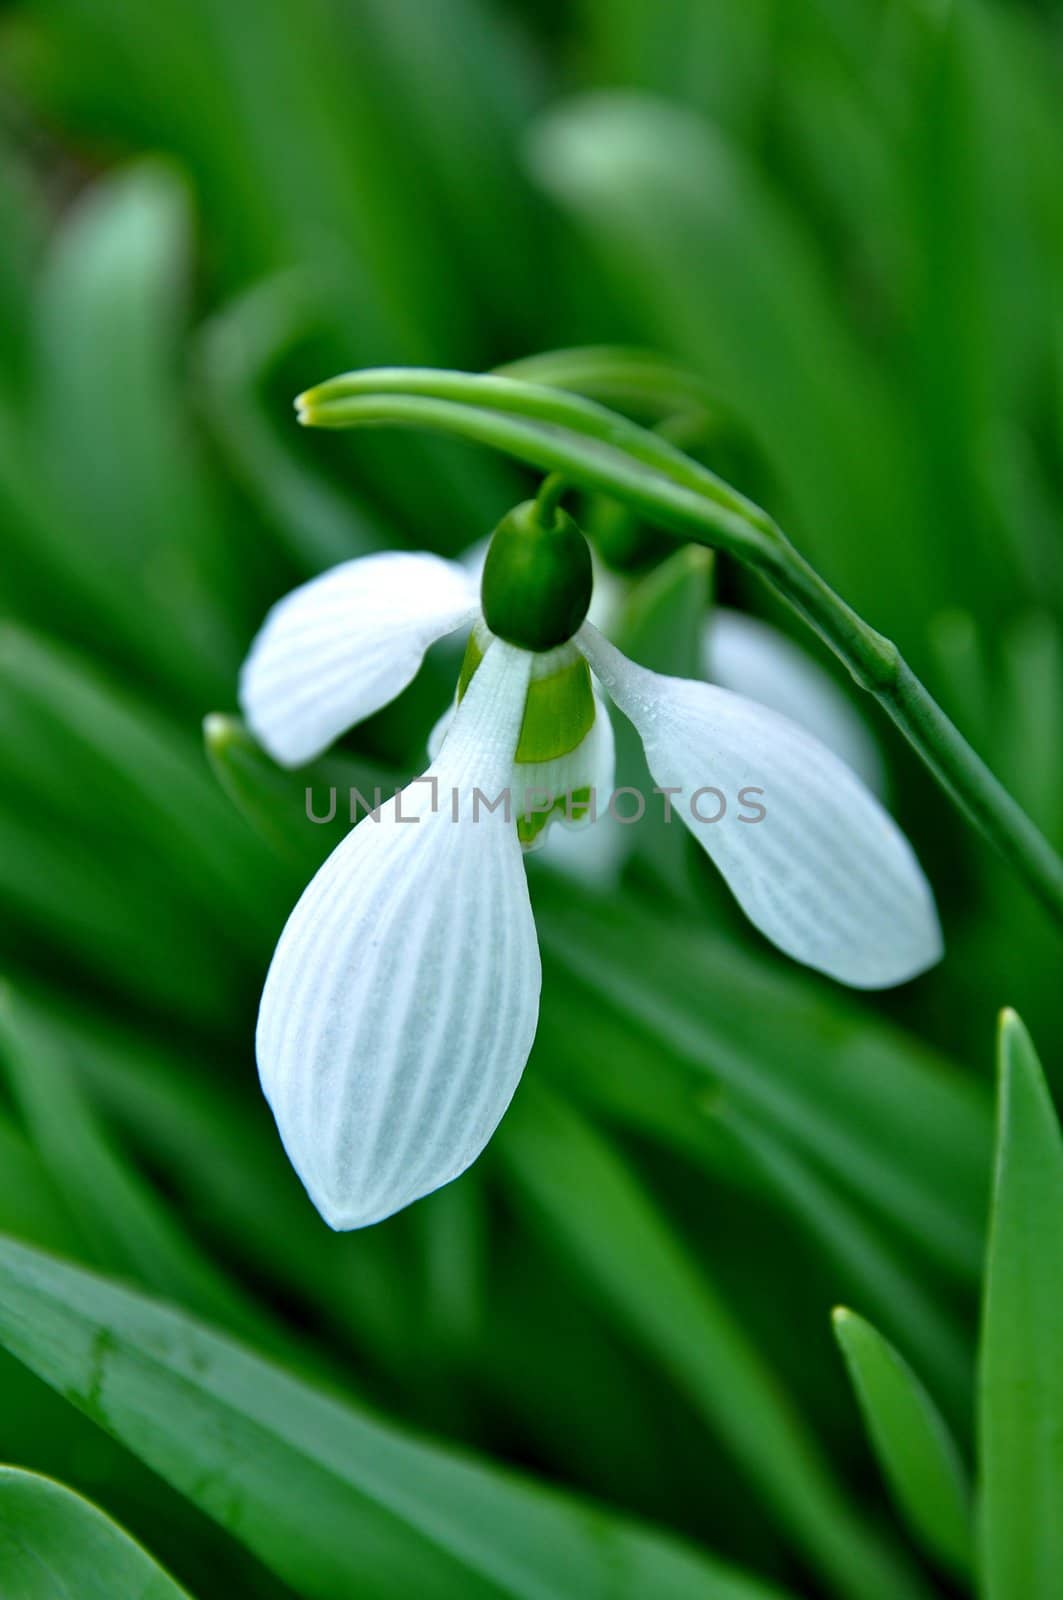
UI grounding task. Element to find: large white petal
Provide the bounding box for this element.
[705,609,886,796]
[240,551,478,767]
[579,623,941,988]
[256,639,540,1229]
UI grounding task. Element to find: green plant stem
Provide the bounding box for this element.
[534,471,569,526]
[297,368,1063,927]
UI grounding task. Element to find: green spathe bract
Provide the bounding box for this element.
[481,497,593,651]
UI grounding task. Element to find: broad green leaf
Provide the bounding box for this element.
[978,1010,1063,1596]
[500,1082,933,1600]
[832,1308,971,1577]
[0,1467,190,1599]
[0,1235,793,1600]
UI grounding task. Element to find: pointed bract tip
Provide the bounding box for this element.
[203,712,240,752]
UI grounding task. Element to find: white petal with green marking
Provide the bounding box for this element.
[256,639,541,1228]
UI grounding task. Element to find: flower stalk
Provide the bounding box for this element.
[297,364,1063,928]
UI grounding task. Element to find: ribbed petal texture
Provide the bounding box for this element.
[579,623,941,989]
[240,551,478,767]
[256,639,540,1228]
[705,608,885,796]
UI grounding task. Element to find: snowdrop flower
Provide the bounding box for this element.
[241,498,942,1229]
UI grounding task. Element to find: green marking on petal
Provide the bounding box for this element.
[458,635,595,764]
[516,787,593,847]
[516,657,595,763]
[457,630,485,698]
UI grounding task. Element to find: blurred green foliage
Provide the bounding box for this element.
[0,0,1061,1596]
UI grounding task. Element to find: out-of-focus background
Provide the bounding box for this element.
[0,1,1060,1596]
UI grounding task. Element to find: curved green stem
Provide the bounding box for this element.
[297,367,1063,928]
[534,471,569,526]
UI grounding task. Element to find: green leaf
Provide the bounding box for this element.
[197,273,386,570]
[611,544,713,898]
[717,1109,971,1430]
[203,712,391,870]
[532,880,991,1285]
[0,625,279,1022]
[23,983,421,1375]
[0,1112,81,1256]
[497,346,721,428]
[0,1466,190,1599]
[0,1235,793,1600]
[500,1083,933,1600]
[0,985,326,1380]
[978,1009,1063,1596]
[32,162,239,702]
[832,1308,971,1577]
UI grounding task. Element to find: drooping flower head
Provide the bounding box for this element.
[241,494,941,1228]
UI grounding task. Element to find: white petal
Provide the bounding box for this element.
[705,609,886,796]
[240,552,478,767]
[579,623,941,988]
[256,639,540,1228]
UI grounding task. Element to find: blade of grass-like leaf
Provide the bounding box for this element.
[716,1108,971,1430]
[0,1236,795,1600]
[0,1467,191,1600]
[832,1308,971,1577]
[611,544,713,898]
[344,0,542,341]
[576,0,773,136]
[32,162,240,703]
[9,983,421,1378]
[1,625,273,936]
[500,1082,934,1600]
[0,1112,81,1256]
[533,880,991,1284]
[497,346,721,427]
[524,94,914,622]
[0,147,42,394]
[197,273,387,570]
[0,802,237,1028]
[978,1010,1063,1596]
[0,985,334,1382]
[534,966,971,1428]
[204,713,391,870]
